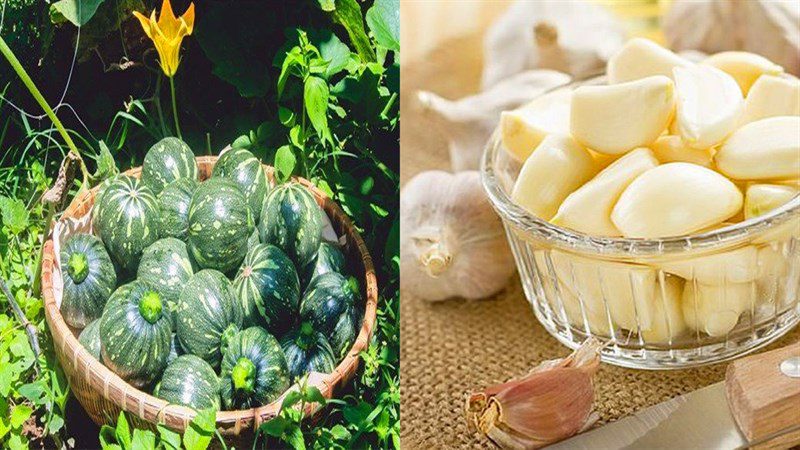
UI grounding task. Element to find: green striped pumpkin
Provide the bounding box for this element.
[300,272,361,357]
[187,178,253,274]
[91,174,119,227]
[219,327,289,410]
[137,237,194,324]
[141,137,198,195]
[100,281,172,387]
[60,233,117,328]
[233,244,300,331]
[154,355,220,410]
[78,319,102,362]
[212,148,269,221]
[302,241,346,288]
[247,228,260,248]
[258,182,323,268]
[157,177,198,241]
[95,175,160,273]
[280,322,336,380]
[167,333,183,365]
[175,269,243,367]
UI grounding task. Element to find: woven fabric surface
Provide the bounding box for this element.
[399,32,800,449]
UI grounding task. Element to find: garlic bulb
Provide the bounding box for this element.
[481,0,624,89]
[740,75,800,126]
[650,135,714,167]
[715,116,800,180]
[400,170,514,301]
[418,70,570,171]
[466,338,602,449]
[664,0,800,76]
[703,51,784,95]
[607,37,692,84]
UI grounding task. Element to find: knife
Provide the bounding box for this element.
[548,342,800,450]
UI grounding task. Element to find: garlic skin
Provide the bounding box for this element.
[703,51,784,95]
[512,134,598,220]
[481,0,624,89]
[466,338,602,449]
[682,282,754,337]
[650,135,714,167]
[551,148,658,236]
[740,75,800,126]
[659,246,759,285]
[673,65,744,149]
[501,88,572,163]
[400,171,515,301]
[570,76,675,155]
[715,116,800,181]
[418,70,571,171]
[607,37,692,84]
[611,162,743,238]
[745,184,799,220]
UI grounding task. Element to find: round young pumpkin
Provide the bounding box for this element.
[280,322,336,380]
[187,178,253,273]
[175,269,243,367]
[212,148,268,221]
[258,182,323,268]
[60,233,117,328]
[300,272,361,357]
[158,177,198,241]
[219,327,290,410]
[78,319,102,362]
[302,241,346,288]
[154,354,220,410]
[232,244,300,332]
[137,237,194,322]
[141,137,198,195]
[95,175,160,273]
[167,333,183,365]
[91,174,119,228]
[100,281,172,387]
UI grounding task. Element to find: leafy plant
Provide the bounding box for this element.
[98,408,224,450]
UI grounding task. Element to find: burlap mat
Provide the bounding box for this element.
[399,32,800,449]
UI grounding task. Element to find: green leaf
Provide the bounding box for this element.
[279,107,296,127]
[49,0,105,26]
[47,414,64,435]
[130,429,156,450]
[9,404,32,429]
[366,0,399,52]
[183,408,216,450]
[329,424,350,441]
[0,196,30,235]
[303,386,327,407]
[385,215,399,272]
[281,390,303,410]
[304,76,331,144]
[90,140,119,186]
[308,29,351,79]
[157,425,181,450]
[274,146,297,183]
[284,425,306,450]
[328,0,376,63]
[278,48,303,98]
[114,411,131,449]
[259,416,289,437]
[316,0,335,12]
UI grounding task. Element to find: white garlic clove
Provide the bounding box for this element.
[551,147,658,236]
[715,116,800,181]
[659,246,760,284]
[740,75,800,126]
[501,88,572,162]
[672,65,744,149]
[607,37,692,84]
[611,162,743,238]
[570,76,675,155]
[650,135,714,167]
[682,282,754,337]
[512,134,598,220]
[703,51,784,95]
[745,184,798,220]
[641,276,687,344]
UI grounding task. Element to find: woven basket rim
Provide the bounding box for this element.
[41,155,379,433]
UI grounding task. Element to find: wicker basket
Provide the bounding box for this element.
[41,156,379,443]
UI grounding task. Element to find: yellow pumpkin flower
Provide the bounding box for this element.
[133,0,195,77]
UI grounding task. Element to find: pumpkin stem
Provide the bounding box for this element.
[231,357,256,394]
[139,291,163,324]
[220,324,239,353]
[296,322,315,350]
[67,252,90,283]
[345,276,359,298]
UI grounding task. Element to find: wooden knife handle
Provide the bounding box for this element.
[725,342,800,449]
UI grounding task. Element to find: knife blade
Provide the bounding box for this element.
[548,342,800,450]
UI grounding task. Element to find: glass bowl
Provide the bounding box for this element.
[481,77,800,369]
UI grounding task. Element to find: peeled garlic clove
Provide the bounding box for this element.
[607,37,692,84]
[703,51,784,95]
[659,246,759,284]
[740,75,800,126]
[512,134,598,220]
[641,276,686,344]
[501,89,572,162]
[715,116,800,180]
[745,184,799,219]
[611,162,743,238]
[551,148,658,236]
[682,282,754,337]
[672,65,744,149]
[570,76,675,155]
[650,135,714,167]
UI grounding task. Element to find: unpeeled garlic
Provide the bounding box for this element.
[570,76,675,155]
[659,246,759,285]
[551,148,658,236]
[740,75,800,126]
[611,163,743,238]
[501,88,572,162]
[641,276,686,344]
[715,116,800,180]
[466,338,602,449]
[672,65,743,149]
[682,282,754,337]
[650,135,714,167]
[606,37,692,84]
[512,135,598,220]
[704,51,784,95]
[744,184,799,219]
[400,171,515,301]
